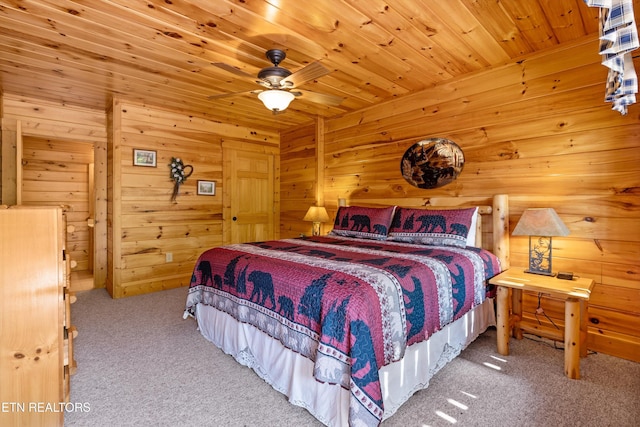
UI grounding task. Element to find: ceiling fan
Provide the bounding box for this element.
[209,49,344,113]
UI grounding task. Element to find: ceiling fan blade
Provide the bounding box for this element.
[207,89,262,100]
[211,62,256,80]
[281,62,330,88]
[296,89,344,106]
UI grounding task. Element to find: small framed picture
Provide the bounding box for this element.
[197,180,216,196]
[133,149,157,167]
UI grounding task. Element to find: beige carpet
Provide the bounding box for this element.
[65,287,640,427]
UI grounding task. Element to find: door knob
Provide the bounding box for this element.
[232,216,237,221]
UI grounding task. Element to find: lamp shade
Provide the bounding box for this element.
[512,208,570,237]
[303,206,330,223]
[258,90,295,111]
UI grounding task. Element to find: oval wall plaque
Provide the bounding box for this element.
[400,137,465,189]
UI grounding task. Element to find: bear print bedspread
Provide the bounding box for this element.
[185,235,501,426]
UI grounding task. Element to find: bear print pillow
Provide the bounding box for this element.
[329,206,396,240]
[388,207,476,247]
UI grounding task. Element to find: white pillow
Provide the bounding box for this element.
[466,207,479,247]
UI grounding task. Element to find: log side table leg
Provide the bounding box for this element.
[564,297,581,379]
[511,288,523,340]
[580,300,589,358]
[496,285,511,355]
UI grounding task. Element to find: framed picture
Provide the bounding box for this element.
[133,149,157,167]
[197,180,216,196]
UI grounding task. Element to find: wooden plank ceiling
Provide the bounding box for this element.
[0,0,600,131]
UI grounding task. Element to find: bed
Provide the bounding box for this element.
[184,195,509,426]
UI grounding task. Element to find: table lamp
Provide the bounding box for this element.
[512,208,569,276]
[303,206,330,236]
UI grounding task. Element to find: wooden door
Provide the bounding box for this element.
[224,146,277,244]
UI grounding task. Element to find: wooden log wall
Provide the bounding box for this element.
[280,37,640,362]
[0,97,3,201]
[1,94,108,290]
[21,136,94,272]
[107,99,278,298]
[280,122,319,237]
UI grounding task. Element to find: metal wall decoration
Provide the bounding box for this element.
[400,137,465,189]
[169,157,193,201]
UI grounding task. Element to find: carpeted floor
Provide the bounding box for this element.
[65,287,640,427]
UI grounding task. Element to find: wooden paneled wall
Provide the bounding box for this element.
[22,137,94,272]
[1,94,278,299]
[107,99,278,298]
[281,122,318,237]
[1,94,108,289]
[280,37,640,362]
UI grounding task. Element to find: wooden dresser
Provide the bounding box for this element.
[0,206,77,427]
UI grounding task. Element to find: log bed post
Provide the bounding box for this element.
[494,194,510,356]
[492,194,509,270]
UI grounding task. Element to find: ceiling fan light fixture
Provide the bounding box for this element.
[258,89,295,112]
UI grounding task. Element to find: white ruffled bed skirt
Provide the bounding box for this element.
[195,298,496,426]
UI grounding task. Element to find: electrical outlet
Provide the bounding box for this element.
[165,252,173,262]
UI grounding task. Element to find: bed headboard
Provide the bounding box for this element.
[336,194,510,269]
[424,194,509,268]
[491,194,510,270]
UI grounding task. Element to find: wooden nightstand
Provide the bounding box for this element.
[489,268,595,379]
